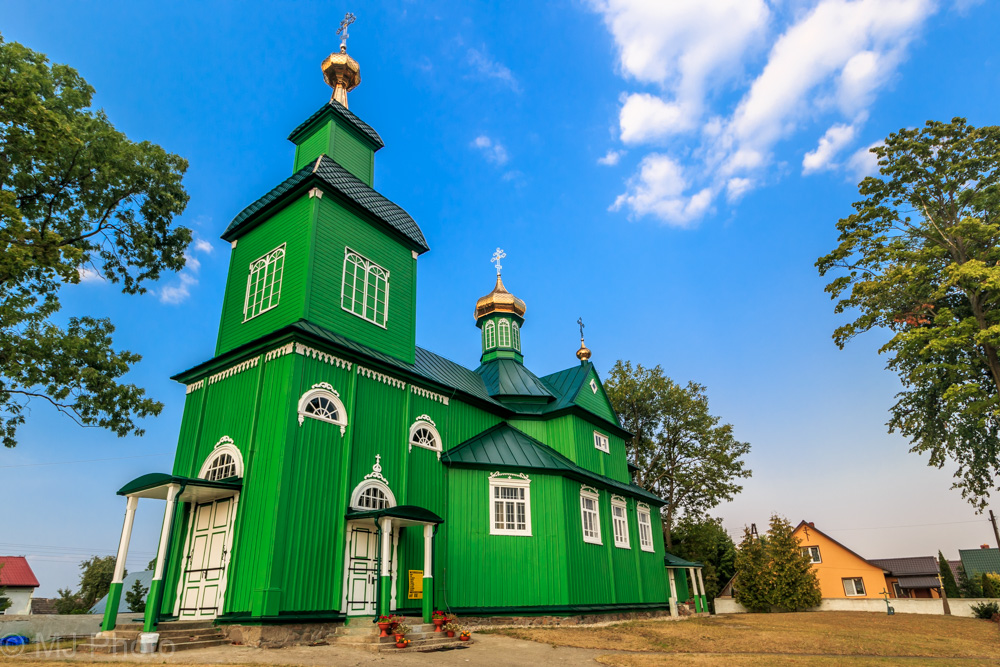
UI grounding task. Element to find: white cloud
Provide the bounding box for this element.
[619,94,696,144]
[611,154,713,226]
[846,141,883,179]
[471,135,509,165]
[193,238,214,254]
[598,150,625,166]
[158,235,213,305]
[726,177,754,202]
[77,266,104,283]
[803,123,858,174]
[467,48,520,93]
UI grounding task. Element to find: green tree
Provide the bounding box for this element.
[733,525,771,612]
[734,515,821,613]
[958,564,983,598]
[670,516,737,611]
[817,119,1000,510]
[124,577,148,613]
[605,361,752,546]
[0,563,11,613]
[982,573,999,598]
[0,35,190,448]
[77,555,118,609]
[146,557,157,571]
[938,551,960,598]
[53,588,87,614]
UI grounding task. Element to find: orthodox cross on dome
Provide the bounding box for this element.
[577,317,585,340]
[491,248,506,276]
[337,12,356,52]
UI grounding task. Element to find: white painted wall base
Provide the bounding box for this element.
[2,588,34,615]
[715,597,993,618]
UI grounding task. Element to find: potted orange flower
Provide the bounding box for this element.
[395,637,410,649]
[393,623,411,644]
[459,627,471,641]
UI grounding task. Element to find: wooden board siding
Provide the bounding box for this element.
[215,197,313,356]
[575,368,618,424]
[507,415,630,485]
[307,195,416,364]
[292,118,374,185]
[293,119,334,172]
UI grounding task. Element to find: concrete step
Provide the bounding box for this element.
[379,637,473,653]
[157,628,225,641]
[160,638,229,652]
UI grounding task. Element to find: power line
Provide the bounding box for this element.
[825,519,987,532]
[0,452,171,469]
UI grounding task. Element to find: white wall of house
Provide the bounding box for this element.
[715,597,991,618]
[2,588,34,615]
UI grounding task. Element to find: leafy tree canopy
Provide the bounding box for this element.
[0,35,190,448]
[817,118,1000,510]
[124,577,148,613]
[605,360,751,546]
[670,516,736,611]
[0,563,11,613]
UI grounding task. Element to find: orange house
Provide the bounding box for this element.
[793,521,889,599]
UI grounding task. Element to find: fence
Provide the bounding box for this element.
[714,597,993,617]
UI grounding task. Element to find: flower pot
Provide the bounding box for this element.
[433,618,446,632]
[459,635,470,641]
[377,623,391,637]
[394,634,404,642]
[446,630,455,637]
[396,641,407,648]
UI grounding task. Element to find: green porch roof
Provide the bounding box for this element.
[959,547,1000,579]
[287,100,384,149]
[345,505,444,525]
[442,423,664,506]
[117,473,242,499]
[222,155,429,253]
[664,552,703,568]
[476,359,554,399]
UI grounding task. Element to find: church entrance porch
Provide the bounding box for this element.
[176,496,237,620]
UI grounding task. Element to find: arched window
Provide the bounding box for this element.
[483,320,496,350]
[297,383,348,435]
[497,318,511,348]
[199,436,245,481]
[244,245,285,321]
[355,484,392,510]
[350,456,397,510]
[342,249,390,328]
[511,322,521,352]
[409,416,443,459]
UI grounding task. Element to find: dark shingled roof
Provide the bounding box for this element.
[287,100,384,149]
[222,155,429,253]
[442,422,664,505]
[897,575,941,590]
[869,556,938,577]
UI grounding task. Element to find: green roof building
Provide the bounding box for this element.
[99,41,672,643]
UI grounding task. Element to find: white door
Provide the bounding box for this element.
[343,522,381,616]
[178,497,234,619]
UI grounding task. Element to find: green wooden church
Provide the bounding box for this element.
[100,39,674,639]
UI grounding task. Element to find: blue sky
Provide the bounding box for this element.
[3,0,999,595]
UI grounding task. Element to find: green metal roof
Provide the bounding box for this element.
[287,100,384,149]
[222,155,429,253]
[441,423,664,505]
[664,552,703,568]
[540,363,591,403]
[477,359,554,399]
[959,547,1000,578]
[345,505,443,525]
[117,472,242,497]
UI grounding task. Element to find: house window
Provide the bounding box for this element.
[489,474,531,536]
[204,452,237,481]
[198,436,244,481]
[409,416,442,459]
[594,431,610,453]
[356,484,390,510]
[342,249,389,328]
[243,244,285,321]
[611,496,630,549]
[892,582,904,598]
[498,318,511,348]
[297,384,348,435]
[511,322,521,352]
[483,320,496,350]
[580,487,602,544]
[801,546,822,564]
[843,577,866,597]
[637,504,654,552]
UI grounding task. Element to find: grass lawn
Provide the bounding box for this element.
[495,611,1000,666]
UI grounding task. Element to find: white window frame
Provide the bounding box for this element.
[409,415,442,460]
[489,472,532,536]
[843,577,866,597]
[637,503,654,552]
[341,248,390,328]
[594,431,610,454]
[483,320,496,350]
[297,383,348,435]
[511,321,521,352]
[580,486,602,545]
[198,436,245,480]
[611,495,630,549]
[350,480,397,510]
[801,546,822,564]
[497,318,511,348]
[243,244,286,321]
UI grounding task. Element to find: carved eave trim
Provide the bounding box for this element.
[357,365,406,390]
[412,385,449,405]
[208,356,261,385]
[265,342,295,362]
[186,380,205,394]
[611,494,627,505]
[295,343,352,371]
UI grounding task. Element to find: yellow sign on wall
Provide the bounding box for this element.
[408,570,424,599]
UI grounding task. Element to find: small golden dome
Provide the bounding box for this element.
[475,275,526,320]
[321,47,361,108]
[576,338,592,363]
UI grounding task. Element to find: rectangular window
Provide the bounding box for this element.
[842,577,866,597]
[580,488,602,545]
[594,431,610,454]
[342,248,389,328]
[489,476,531,536]
[800,546,822,563]
[611,497,630,549]
[637,504,654,552]
[892,582,904,598]
[243,244,286,321]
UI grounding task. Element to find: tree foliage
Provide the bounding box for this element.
[605,360,752,546]
[938,551,960,598]
[817,118,1000,510]
[958,564,983,598]
[54,555,121,613]
[0,35,190,448]
[0,563,11,613]
[124,577,148,613]
[734,515,821,613]
[982,572,1000,598]
[670,516,736,611]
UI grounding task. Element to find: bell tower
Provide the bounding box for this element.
[475,249,526,364]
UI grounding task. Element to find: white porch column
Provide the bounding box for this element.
[697,569,707,603]
[667,568,679,618]
[143,483,181,632]
[378,517,392,617]
[422,524,434,622]
[113,496,139,583]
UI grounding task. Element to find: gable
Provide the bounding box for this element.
[573,368,618,424]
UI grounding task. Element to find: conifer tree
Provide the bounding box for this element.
[766,515,822,612]
[124,578,148,613]
[958,565,983,598]
[981,573,999,598]
[733,525,771,612]
[938,551,960,598]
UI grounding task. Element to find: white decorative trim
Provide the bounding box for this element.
[411,250,419,260]
[409,417,442,459]
[186,380,204,394]
[611,494,626,505]
[198,438,244,479]
[364,454,389,485]
[349,472,397,511]
[207,356,261,385]
[215,435,235,449]
[590,378,598,394]
[265,342,295,362]
[637,504,655,552]
[308,187,323,199]
[357,365,406,390]
[610,495,631,550]
[295,343,352,371]
[637,502,650,512]
[231,240,238,249]
[297,385,348,434]
[312,156,323,173]
[489,472,532,536]
[580,484,599,495]
[411,385,449,405]
[414,414,436,426]
[580,485,602,545]
[593,431,610,454]
[490,471,531,482]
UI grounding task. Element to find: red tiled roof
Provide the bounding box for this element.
[0,557,39,588]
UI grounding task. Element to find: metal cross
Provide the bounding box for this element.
[338,12,357,48]
[577,317,585,339]
[491,248,506,275]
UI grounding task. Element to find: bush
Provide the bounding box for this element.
[970,601,1000,619]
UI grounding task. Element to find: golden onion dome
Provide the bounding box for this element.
[576,338,592,363]
[475,275,526,321]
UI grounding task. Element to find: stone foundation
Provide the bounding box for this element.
[220,622,343,649]
[458,609,673,629]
